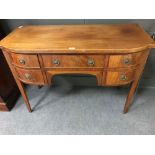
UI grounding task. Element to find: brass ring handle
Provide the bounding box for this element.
[123,58,130,65]
[87,59,95,66]
[52,59,60,65]
[25,73,32,80]
[19,59,25,65]
[119,74,127,81]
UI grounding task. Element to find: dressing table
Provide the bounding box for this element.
[0,24,155,113]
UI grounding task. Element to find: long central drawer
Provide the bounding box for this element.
[41,55,105,68]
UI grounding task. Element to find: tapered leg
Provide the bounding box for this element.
[2,50,32,112]
[123,79,139,113]
[15,80,32,112]
[123,50,150,113]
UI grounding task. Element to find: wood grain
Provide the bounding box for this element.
[108,50,149,68]
[15,67,45,85]
[0,24,154,53]
[41,54,105,68]
[123,50,150,113]
[2,50,32,112]
[105,69,136,86]
[0,24,154,113]
[11,53,40,68]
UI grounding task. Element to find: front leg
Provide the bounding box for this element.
[2,50,32,112]
[123,50,150,113]
[123,78,140,113]
[15,79,32,112]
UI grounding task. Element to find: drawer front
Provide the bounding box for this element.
[108,51,149,68]
[105,70,135,86]
[11,53,40,68]
[15,68,44,84]
[41,55,105,68]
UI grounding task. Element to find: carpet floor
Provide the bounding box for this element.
[0,85,155,135]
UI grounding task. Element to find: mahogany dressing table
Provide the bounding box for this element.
[0,24,155,113]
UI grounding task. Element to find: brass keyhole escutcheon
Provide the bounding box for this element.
[25,73,32,80]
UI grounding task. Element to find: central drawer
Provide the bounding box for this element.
[41,55,105,68]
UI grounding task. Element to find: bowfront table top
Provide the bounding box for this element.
[0,24,155,113]
[0,24,154,52]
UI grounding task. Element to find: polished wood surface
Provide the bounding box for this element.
[108,50,148,68]
[123,50,150,113]
[0,24,154,53]
[15,68,45,85]
[11,53,40,68]
[2,51,32,112]
[105,70,136,86]
[41,55,105,68]
[0,24,154,113]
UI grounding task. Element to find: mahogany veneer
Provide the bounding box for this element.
[0,24,155,113]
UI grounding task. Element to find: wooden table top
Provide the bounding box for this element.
[0,24,155,54]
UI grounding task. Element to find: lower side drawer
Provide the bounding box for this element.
[15,68,45,85]
[105,69,136,86]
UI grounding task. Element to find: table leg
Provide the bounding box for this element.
[2,50,32,112]
[123,78,139,113]
[123,51,150,113]
[16,80,32,112]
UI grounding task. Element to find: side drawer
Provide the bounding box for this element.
[15,68,44,85]
[11,53,40,68]
[108,50,149,68]
[41,55,105,68]
[105,70,136,86]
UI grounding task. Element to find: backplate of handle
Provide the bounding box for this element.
[19,59,25,65]
[87,59,95,66]
[123,58,130,65]
[119,74,127,81]
[52,59,60,65]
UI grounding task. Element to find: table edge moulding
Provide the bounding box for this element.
[0,24,155,113]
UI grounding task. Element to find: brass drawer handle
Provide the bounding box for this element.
[19,59,25,65]
[119,74,127,81]
[25,73,32,80]
[123,58,130,65]
[52,59,60,65]
[87,59,95,66]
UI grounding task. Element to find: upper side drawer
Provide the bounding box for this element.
[41,55,105,68]
[11,53,40,68]
[108,50,149,68]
